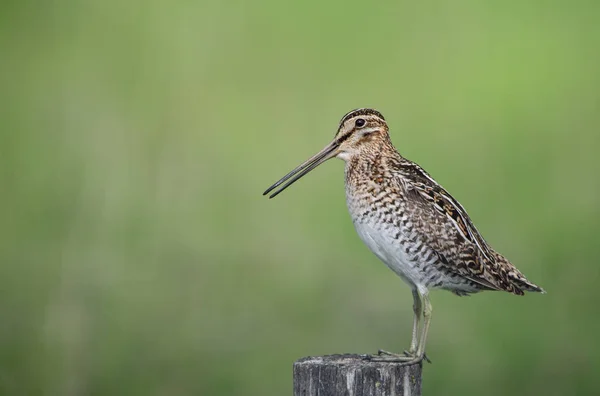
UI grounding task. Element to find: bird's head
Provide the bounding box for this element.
[264,108,390,198]
[333,108,390,161]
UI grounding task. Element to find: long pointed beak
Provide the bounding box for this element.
[263,140,339,198]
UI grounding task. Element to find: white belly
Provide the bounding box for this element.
[352,217,426,289]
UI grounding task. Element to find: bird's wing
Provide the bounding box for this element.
[395,161,521,294]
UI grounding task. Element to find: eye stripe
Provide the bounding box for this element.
[337,131,353,143]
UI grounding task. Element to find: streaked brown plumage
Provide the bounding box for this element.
[264,108,544,365]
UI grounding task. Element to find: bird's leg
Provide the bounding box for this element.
[368,291,432,365]
[415,292,432,361]
[402,290,433,363]
[406,288,422,355]
[377,289,421,358]
[369,289,424,363]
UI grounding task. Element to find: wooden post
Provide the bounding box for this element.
[293,354,422,396]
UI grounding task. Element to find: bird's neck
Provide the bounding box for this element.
[344,140,400,187]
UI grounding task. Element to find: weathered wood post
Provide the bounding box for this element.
[293,354,422,396]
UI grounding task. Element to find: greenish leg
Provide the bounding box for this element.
[371,289,424,362]
[415,291,432,360]
[369,290,432,365]
[407,288,422,354]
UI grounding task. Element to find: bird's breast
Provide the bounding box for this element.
[345,185,437,288]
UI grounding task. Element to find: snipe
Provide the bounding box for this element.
[263,108,544,365]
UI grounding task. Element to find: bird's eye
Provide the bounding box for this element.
[355,118,366,127]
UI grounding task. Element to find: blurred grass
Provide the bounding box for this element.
[1,0,599,395]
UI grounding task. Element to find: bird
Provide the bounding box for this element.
[263,108,545,365]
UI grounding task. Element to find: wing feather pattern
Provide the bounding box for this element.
[392,160,543,295]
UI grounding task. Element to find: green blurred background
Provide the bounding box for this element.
[1,0,599,395]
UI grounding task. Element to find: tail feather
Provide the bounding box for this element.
[492,251,546,294]
[512,276,546,294]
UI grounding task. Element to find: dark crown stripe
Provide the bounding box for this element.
[339,108,385,125]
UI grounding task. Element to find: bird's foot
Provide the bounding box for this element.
[358,349,408,361]
[360,349,430,365]
[377,349,410,358]
[404,350,431,364]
